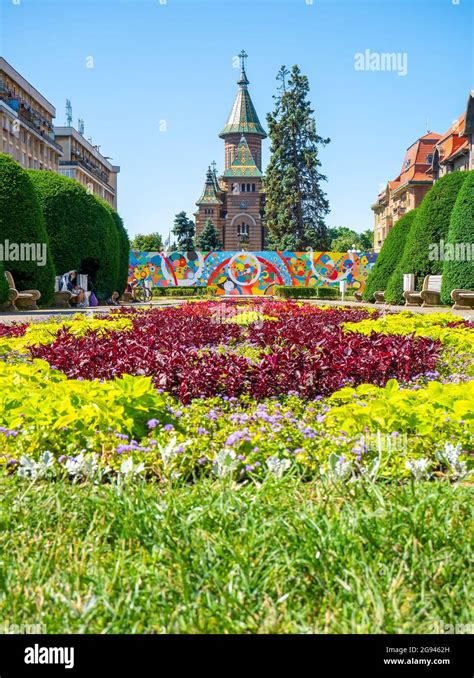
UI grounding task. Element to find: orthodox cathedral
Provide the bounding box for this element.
[194,51,267,250]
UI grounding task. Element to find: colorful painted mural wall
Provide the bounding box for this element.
[128,250,378,296]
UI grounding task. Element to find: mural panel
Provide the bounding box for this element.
[128,250,378,295]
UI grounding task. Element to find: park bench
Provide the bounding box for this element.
[374,291,386,304]
[451,288,474,311]
[54,274,89,308]
[404,275,442,307]
[0,271,41,311]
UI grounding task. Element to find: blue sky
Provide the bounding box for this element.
[1,0,472,239]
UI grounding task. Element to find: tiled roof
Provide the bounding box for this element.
[223,135,263,178]
[219,61,266,138]
[436,114,469,164]
[196,167,223,206]
[389,133,441,191]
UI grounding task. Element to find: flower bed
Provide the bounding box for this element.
[0,301,471,483]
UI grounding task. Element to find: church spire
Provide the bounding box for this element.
[237,49,249,86]
[196,166,222,206]
[219,49,267,139]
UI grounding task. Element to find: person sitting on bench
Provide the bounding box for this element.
[60,270,86,307]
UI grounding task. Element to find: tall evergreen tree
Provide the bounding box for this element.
[196,219,222,251]
[264,65,330,251]
[172,211,195,250]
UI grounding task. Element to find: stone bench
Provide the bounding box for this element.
[451,288,474,310]
[404,275,442,307]
[0,271,41,311]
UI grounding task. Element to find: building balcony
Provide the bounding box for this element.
[59,160,115,193]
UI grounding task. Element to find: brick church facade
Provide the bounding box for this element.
[194,51,267,251]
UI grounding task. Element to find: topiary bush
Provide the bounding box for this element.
[385,172,468,305]
[29,171,120,300]
[99,200,130,295]
[0,260,9,306]
[363,210,417,302]
[441,171,474,304]
[0,154,55,304]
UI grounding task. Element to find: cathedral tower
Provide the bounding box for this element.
[195,51,267,250]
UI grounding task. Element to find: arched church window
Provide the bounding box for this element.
[252,184,256,192]
[241,183,246,192]
[246,183,251,192]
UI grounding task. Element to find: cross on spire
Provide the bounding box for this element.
[237,49,249,86]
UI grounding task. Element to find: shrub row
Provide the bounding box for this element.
[275,286,339,299]
[152,285,218,298]
[0,154,130,307]
[364,171,474,305]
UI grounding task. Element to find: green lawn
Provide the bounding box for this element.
[0,475,472,634]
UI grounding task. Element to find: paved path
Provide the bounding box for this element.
[0,299,185,325]
[303,298,474,319]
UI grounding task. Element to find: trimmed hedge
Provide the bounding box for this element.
[441,171,474,304]
[0,155,55,304]
[0,260,9,305]
[99,200,130,294]
[275,286,338,299]
[385,172,468,304]
[152,285,217,298]
[29,171,119,300]
[363,210,417,302]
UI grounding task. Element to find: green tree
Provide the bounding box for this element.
[440,171,474,304]
[196,220,222,251]
[359,228,374,250]
[131,232,163,251]
[265,65,330,251]
[172,211,195,250]
[29,170,119,300]
[100,200,130,294]
[363,210,417,302]
[0,155,55,305]
[385,172,468,304]
[328,227,374,252]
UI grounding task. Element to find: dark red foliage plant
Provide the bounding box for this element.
[29,302,441,403]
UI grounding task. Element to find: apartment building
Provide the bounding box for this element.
[429,92,474,181]
[372,133,441,252]
[54,127,120,209]
[0,57,62,171]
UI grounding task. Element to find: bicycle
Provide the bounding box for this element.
[134,280,152,303]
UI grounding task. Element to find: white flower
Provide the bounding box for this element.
[65,452,101,480]
[405,457,431,480]
[436,442,468,480]
[213,449,238,478]
[18,452,55,479]
[266,457,291,478]
[119,456,145,477]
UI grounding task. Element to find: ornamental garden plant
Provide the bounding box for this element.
[0,300,472,633]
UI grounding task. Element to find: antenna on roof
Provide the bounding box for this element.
[425,116,431,133]
[65,99,73,126]
[78,118,85,135]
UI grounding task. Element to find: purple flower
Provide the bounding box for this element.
[163,424,174,432]
[197,427,209,435]
[147,419,159,429]
[115,432,129,440]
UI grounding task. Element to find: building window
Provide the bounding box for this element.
[252,183,256,192]
[247,183,251,192]
[241,183,246,192]
[237,223,249,238]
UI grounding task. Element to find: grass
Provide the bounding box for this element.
[0,474,472,634]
